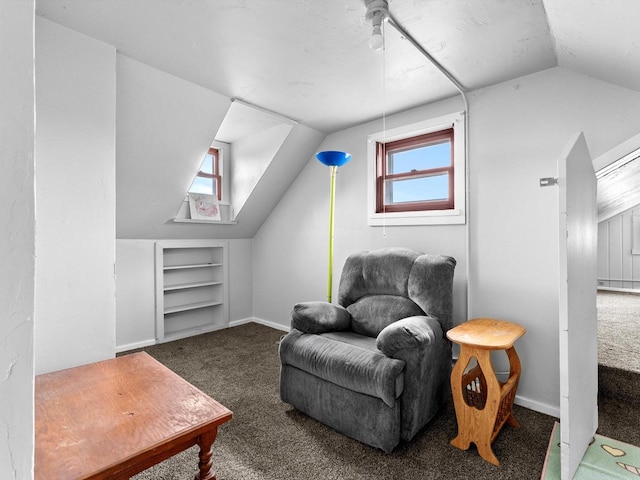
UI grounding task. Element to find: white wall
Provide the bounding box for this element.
[116,238,253,351]
[35,18,116,374]
[468,67,640,414]
[232,124,293,218]
[0,1,35,477]
[252,66,640,417]
[116,55,231,240]
[228,239,254,322]
[114,53,325,240]
[252,95,468,330]
[116,240,157,351]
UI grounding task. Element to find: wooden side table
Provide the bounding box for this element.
[447,318,526,466]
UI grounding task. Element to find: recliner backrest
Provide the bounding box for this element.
[338,247,456,337]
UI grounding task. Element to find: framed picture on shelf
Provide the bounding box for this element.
[188,193,221,221]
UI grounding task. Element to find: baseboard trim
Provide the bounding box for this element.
[598,286,640,294]
[116,318,289,352]
[230,317,290,332]
[116,338,156,354]
[515,394,559,419]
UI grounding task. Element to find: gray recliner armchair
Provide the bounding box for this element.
[279,247,456,453]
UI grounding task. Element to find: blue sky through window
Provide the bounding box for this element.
[188,152,215,195]
[189,176,212,194]
[388,141,450,203]
[389,141,450,174]
[388,174,449,203]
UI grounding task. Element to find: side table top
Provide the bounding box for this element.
[447,318,526,349]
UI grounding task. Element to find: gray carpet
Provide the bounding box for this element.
[126,323,640,480]
[597,290,640,374]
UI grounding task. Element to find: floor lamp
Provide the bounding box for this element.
[316,150,352,303]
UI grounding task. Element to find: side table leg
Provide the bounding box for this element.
[474,349,501,467]
[450,346,473,451]
[194,428,218,480]
[505,346,522,429]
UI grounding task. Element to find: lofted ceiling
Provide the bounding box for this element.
[597,149,640,222]
[35,0,640,219]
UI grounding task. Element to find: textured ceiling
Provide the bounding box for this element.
[35,0,640,217]
[34,0,640,132]
[35,0,560,133]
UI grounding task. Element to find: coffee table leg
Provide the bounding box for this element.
[194,428,218,480]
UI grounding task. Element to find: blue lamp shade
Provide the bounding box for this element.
[316,150,352,167]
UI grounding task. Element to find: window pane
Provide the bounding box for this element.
[200,154,214,174]
[386,173,449,204]
[189,176,213,195]
[388,141,450,175]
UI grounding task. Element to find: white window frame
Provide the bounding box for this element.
[367,111,466,226]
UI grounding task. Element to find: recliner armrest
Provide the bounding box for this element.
[291,301,352,334]
[376,316,443,357]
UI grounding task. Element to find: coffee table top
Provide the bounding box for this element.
[35,351,232,479]
[447,318,526,349]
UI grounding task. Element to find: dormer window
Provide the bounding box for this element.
[189,147,221,201]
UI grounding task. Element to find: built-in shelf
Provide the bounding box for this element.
[155,240,229,343]
[164,300,223,315]
[164,281,223,292]
[163,262,222,270]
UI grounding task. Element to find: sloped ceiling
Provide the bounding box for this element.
[597,149,640,222]
[544,0,640,94]
[36,0,560,133]
[36,0,640,225]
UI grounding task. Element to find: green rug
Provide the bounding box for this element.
[542,422,640,479]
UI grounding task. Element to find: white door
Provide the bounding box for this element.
[557,132,598,479]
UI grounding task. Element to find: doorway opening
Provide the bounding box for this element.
[596,290,640,374]
[596,147,640,374]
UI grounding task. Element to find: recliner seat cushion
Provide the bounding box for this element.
[320,331,405,397]
[347,295,425,337]
[279,329,405,407]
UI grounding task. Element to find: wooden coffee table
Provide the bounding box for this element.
[35,351,232,480]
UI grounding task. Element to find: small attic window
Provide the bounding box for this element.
[367,112,466,226]
[189,147,221,201]
[376,128,454,213]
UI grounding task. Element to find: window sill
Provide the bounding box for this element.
[368,209,465,226]
[174,198,235,224]
[172,218,237,225]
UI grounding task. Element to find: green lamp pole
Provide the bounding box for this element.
[316,151,352,303]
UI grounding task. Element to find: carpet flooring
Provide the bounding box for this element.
[597,291,640,374]
[127,323,640,480]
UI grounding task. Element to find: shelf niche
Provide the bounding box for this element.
[155,240,229,343]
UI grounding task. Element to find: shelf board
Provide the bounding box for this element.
[163,263,222,271]
[164,281,222,292]
[164,300,222,315]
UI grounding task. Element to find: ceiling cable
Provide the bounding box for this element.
[364,0,471,318]
[382,19,387,239]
